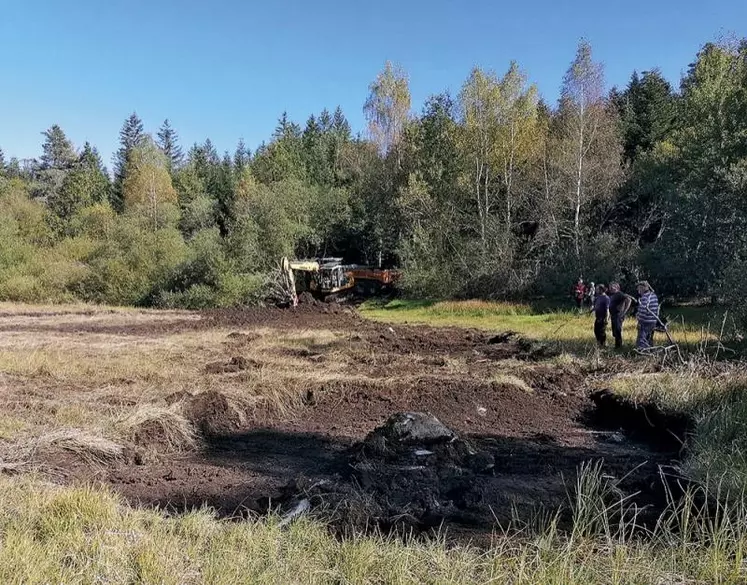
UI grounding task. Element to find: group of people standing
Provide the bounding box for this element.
[574,278,661,349]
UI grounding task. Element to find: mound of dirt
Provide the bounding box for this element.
[291,413,497,531]
[181,391,244,436]
[297,292,320,306]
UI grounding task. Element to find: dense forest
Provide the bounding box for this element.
[2,39,747,317]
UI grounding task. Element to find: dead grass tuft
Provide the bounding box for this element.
[492,373,533,393]
[116,405,197,453]
[35,429,124,465]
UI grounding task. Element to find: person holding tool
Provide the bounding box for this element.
[635,281,659,349]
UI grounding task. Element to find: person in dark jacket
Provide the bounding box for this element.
[590,284,610,347]
[608,282,633,349]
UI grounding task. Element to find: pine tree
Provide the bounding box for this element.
[112,113,145,211]
[332,106,351,140]
[40,125,77,170]
[0,147,5,176]
[304,115,321,143]
[614,69,676,163]
[234,139,250,173]
[203,139,219,165]
[157,119,184,172]
[273,112,301,140]
[303,115,328,184]
[214,152,237,235]
[319,108,332,133]
[79,142,107,173]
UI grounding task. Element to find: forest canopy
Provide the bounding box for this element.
[2,39,747,317]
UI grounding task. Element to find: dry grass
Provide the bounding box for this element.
[115,405,197,453]
[35,428,124,465]
[491,373,534,393]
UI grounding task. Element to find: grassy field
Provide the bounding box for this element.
[1,301,747,583]
[360,298,725,352]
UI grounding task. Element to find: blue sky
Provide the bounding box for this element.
[1,0,745,168]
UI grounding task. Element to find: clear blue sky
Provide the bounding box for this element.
[1,0,745,168]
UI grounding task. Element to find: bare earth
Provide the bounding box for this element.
[0,302,685,541]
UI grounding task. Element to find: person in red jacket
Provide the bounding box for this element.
[572,278,585,312]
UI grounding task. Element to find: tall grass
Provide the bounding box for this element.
[1,467,746,584]
[683,384,747,493]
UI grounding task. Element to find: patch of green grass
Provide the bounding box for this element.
[0,416,28,441]
[361,299,719,353]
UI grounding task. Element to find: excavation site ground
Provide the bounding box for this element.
[0,303,689,542]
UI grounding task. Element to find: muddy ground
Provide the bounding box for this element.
[5,303,689,542]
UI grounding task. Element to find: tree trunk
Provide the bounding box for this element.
[574,121,584,263]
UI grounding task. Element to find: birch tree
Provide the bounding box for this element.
[459,67,500,250]
[495,61,540,227]
[122,137,178,229]
[558,40,620,261]
[364,61,411,158]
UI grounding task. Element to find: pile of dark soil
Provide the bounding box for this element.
[345,413,496,528]
[180,391,244,437]
[279,410,672,534]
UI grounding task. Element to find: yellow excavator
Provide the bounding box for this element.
[281,257,399,305]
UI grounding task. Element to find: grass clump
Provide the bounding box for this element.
[492,373,533,393]
[115,405,197,453]
[683,383,747,493]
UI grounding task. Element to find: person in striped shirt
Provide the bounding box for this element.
[635,281,659,349]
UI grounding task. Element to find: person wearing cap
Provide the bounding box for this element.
[635,281,659,349]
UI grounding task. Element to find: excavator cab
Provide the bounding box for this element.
[311,258,354,295]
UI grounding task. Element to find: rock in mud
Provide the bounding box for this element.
[366,412,456,447]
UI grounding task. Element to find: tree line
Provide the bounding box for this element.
[2,38,747,317]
